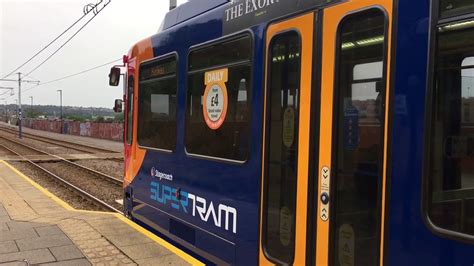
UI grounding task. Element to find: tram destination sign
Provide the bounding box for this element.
[223,0,336,34]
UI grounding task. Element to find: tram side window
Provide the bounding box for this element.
[137,57,177,151]
[126,76,134,145]
[428,18,474,236]
[440,0,474,18]
[185,36,252,161]
[262,32,301,265]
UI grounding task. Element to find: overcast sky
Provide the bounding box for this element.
[0,0,187,108]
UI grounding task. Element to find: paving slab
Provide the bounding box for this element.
[0,161,200,265]
[0,228,38,242]
[0,206,8,216]
[16,233,73,251]
[0,249,56,264]
[0,223,8,231]
[40,258,92,266]
[49,245,85,261]
[135,255,191,266]
[35,225,65,237]
[118,242,173,261]
[0,242,18,254]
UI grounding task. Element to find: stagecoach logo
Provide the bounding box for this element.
[150,167,173,182]
[223,0,337,34]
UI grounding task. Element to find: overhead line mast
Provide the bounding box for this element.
[0,74,39,138]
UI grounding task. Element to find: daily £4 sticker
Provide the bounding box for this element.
[203,68,229,130]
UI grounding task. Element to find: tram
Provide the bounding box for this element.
[109,0,474,265]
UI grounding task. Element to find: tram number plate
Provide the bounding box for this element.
[320,166,330,221]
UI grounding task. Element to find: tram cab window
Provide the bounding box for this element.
[185,36,252,161]
[137,56,177,151]
[428,18,474,236]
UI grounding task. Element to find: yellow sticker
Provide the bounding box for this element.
[338,224,355,266]
[279,206,292,246]
[203,69,229,130]
[283,107,295,148]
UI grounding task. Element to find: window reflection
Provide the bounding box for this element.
[185,36,252,161]
[333,10,386,266]
[263,32,301,265]
[440,0,474,18]
[138,57,177,151]
[429,19,474,235]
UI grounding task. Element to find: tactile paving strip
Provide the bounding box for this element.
[59,219,136,265]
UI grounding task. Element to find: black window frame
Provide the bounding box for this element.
[137,53,179,153]
[261,29,302,266]
[184,32,254,164]
[423,1,474,243]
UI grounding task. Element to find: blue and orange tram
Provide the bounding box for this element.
[109,0,474,264]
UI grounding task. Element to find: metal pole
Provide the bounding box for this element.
[17,73,22,139]
[29,96,33,117]
[58,90,63,134]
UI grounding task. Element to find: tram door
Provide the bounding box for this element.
[316,1,393,266]
[260,1,393,265]
[124,59,136,185]
[260,13,314,266]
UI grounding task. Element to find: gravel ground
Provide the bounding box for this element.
[37,161,123,210]
[75,159,124,180]
[0,123,123,153]
[0,145,15,156]
[9,161,106,211]
[0,138,46,156]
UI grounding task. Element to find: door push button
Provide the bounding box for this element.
[321,192,329,205]
[320,166,331,222]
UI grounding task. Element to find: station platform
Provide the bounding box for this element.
[0,161,202,265]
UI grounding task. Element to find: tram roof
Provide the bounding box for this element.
[161,0,228,31]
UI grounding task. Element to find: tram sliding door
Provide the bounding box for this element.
[316,1,393,266]
[259,13,314,266]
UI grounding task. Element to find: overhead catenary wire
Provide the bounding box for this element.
[18,58,122,95]
[23,3,110,78]
[0,0,110,80]
[36,58,121,87]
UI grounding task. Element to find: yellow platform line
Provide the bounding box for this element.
[1,160,204,266]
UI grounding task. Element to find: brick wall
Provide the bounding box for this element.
[19,119,123,142]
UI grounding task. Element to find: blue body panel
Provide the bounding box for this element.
[125,0,474,264]
[389,0,474,265]
[128,4,265,265]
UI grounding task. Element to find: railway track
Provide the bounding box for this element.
[0,135,123,213]
[0,135,122,184]
[0,126,119,154]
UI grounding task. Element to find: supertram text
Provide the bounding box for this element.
[150,181,238,233]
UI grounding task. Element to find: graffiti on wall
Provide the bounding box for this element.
[20,119,123,141]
